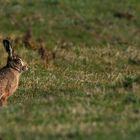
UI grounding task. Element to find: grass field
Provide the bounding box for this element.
[0,0,140,140]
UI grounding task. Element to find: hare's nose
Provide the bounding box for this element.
[22,65,29,71]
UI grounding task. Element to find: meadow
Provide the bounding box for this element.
[0,0,140,140]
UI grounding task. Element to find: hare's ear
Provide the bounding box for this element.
[3,39,13,59]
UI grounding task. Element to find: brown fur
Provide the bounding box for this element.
[0,39,28,106]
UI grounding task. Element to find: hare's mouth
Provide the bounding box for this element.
[22,65,29,72]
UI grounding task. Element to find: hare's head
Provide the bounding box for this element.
[3,39,28,73]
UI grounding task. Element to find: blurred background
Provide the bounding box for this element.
[0,0,140,140]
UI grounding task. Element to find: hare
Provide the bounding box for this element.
[0,39,28,106]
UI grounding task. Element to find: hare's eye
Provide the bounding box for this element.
[15,59,21,64]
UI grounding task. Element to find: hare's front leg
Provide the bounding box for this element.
[0,97,6,106]
[1,97,8,106]
[0,92,9,106]
[0,99,3,106]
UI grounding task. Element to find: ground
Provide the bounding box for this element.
[0,0,140,140]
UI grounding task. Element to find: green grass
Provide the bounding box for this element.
[0,0,140,140]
